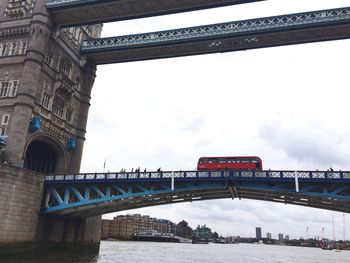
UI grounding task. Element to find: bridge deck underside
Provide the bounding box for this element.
[47,0,263,27]
[83,23,350,65]
[43,179,350,217]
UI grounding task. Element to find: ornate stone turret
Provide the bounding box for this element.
[0,0,103,254]
[0,0,102,174]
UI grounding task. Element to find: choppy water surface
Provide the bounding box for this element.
[95,241,350,263]
[3,241,350,263]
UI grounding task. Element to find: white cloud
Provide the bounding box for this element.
[81,0,350,239]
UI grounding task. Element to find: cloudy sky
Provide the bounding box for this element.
[80,0,350,240]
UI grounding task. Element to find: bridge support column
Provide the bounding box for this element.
[0,165,44,243]
[36,215,101,245]
[0,165,101,259]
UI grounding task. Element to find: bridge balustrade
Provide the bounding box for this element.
[44,170,350,183]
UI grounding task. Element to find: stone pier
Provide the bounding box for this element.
[0,165,101,258]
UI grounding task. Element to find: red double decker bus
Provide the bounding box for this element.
[197,156,262,171]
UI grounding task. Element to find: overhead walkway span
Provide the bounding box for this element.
[46,0,264,27]
[81,7,350,64]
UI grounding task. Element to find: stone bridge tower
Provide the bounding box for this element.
[0,0,101,174]
[0,0,103,252]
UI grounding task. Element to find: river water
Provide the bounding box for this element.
[92,241,349,263]
[3,241,350,263]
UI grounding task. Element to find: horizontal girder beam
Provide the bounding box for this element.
[42,172,350,217]
[81,7,350,64]
[46,0,264,27]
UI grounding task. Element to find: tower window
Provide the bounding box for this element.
[52,95,65,117]
[42,92,51,109]
[1,114,10,125]
[10,80,18,97]
[0,82,9,97]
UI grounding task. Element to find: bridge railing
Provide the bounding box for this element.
[45,170,350,183]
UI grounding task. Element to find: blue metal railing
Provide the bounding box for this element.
[81,7,350,52]
[45,170,350,183]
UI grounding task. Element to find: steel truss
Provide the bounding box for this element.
[83,7,350,51]
[80,7,350,64]
[43,170,350,217]
[46,0,264,27]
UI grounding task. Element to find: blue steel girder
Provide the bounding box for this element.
[81,7,350,65]
[43,170,350,217]
[46,0,265,27]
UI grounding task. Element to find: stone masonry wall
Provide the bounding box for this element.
[37,215,102,243]
[0,164,44,243]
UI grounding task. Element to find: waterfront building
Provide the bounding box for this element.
[101,214,177,240]
[285,235,290,241]
[116,215,133,239]
[176,220,193,239]
[101,219,110,239]
[193,224,213,240]
[153,219,173,233]
[266,232,272,239]
[256,227,262,240]
[109,218,121,238]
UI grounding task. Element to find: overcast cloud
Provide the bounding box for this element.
[81,0,350,240]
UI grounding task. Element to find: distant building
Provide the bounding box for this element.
[266,232,272,239]
[193,224,213,240]
[101,214,175,240]
[153,219,175,234]
[176,220,193,239]
[278,233,284,241]
[256,227,262,240]
[285,235,290,241]
[101,219,110,239]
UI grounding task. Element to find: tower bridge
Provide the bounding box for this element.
[0,0,350,254]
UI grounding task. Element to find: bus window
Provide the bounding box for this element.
[218,158,226,163]
[208,158,218,163]
[199,158,208,163]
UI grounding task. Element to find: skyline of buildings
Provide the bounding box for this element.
[102,214,303,242]
[101,214,193,240]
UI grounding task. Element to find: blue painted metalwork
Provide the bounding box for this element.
[0,135,7,148]
[66,137,76,151]
[43,169,350,216]
[28,116,41,133]
[81,7,350,53]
